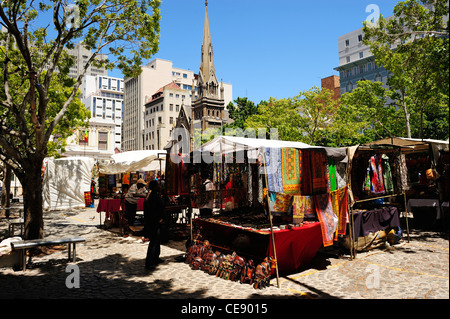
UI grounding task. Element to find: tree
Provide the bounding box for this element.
[0,0,161,239]
[362,0,449,139]
[244,97,304,142]
[225,97,258,130]
[339,80,404,140]
[294,86,339,145]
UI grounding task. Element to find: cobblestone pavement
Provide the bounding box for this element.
[0,204,448,301]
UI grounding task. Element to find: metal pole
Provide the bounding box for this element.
[403,192,410,243]
[262,149,280,288]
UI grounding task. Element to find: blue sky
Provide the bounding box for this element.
[109,0,398,104]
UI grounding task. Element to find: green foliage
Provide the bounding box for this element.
[225,97,258,130]
[362,0,449,139]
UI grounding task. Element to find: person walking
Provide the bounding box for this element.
[144,180,165,269]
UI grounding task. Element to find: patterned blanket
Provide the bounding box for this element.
[265,148,283,193]
[281,148,302,194]
[314,192,338,247]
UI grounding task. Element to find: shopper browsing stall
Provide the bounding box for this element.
[124,178,148,232]
[144,180,165,269]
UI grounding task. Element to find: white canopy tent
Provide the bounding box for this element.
[196,135,347,160]
[43,157,95,211]
[98,150,166,175]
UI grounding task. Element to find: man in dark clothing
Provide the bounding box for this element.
[144,180,165,269]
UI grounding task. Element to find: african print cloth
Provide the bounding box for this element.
[84,192,93,207]
[314,192,338,247]
[311,151,330,194]
[265,147,283,193]
[330,185,348,239]
[292,195,314,222]
[281,148,302,194]
[273,192,293,213]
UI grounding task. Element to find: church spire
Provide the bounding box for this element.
[199,0,219,99]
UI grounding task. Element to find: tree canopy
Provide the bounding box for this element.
[0,0,161,239]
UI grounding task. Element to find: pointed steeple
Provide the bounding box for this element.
[199,0,219,99]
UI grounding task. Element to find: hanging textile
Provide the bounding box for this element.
[337,185,348,236]
[302,150,313,195]
[382,154,394,193]
[292,195,314,222]
[314,192,338,247]
[165,154,190,195]
[311,150,329,194]
[265,147,283,193]
[328,157,337,192]
[330,185,349,239]
[273,192,292,214]
[335,162,347,189]
[281,148,302,194]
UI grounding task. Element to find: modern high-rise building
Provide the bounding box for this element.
[333,27,391,96]
[66,42,108,79]
[82,75,124,150]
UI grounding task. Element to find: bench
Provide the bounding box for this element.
[7,218,24,237]
[11,236,86,271]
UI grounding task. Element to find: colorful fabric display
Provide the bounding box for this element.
[314,192,338,247]
[265,147,283,193]
[382,154,394,193]
[335,162,347,189]
[281,148,302,194]
[311,151,329,194]
[328,157,337,192]
[292,195,314,221]
[330,185,349,239]
[273,192,292,213]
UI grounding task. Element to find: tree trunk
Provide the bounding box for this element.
[1,165,12,217]
[20,161,44,240]
[401,91,412,138]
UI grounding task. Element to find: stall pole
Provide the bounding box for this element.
[262,158,280,288]
[403,192,410,243]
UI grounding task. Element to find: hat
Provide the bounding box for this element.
[137,178,147,185]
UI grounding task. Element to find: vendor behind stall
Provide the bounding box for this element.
[125,178,148,231]
[199,173,215,217]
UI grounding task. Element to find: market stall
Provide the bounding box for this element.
[174,136,349,281]
[347,140,413,257]
[363,138,449,230]
[43,157,95,211]
[96,150,167,231]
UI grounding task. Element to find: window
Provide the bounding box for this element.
[359,52,364,59]
[170,104,173,111]
[98,131,108,150]
[170,117,173,124]
[183,73,187,78]
[346,56,350,63]
[345,39,350,47]
[358,34,363,42]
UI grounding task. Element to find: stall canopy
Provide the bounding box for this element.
[43,157,95,211]
[361,137,449,162]
[196,136,347,160]
[98,150,166,175]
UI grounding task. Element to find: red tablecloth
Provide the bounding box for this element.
[193,219,323,274]
[97,198,144,218]
[266,222,323,273]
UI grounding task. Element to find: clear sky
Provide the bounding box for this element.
[109,0,398,104]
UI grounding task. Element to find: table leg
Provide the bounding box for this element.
[22,250,26,271]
